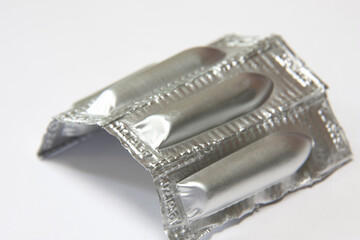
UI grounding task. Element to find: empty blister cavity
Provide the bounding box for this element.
[86,47,226,116]
[177,132,312,220]
[135,73,273,148]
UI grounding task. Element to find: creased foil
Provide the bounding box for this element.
[38,35,352,240]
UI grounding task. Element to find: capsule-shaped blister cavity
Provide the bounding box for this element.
[177,132,312,220]
[86,47,226,116]
[135,73,273,148]
[38,35,352,240]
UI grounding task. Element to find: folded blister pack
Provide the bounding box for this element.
[38,35,352,240]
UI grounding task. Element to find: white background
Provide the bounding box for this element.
[1,0,359,239]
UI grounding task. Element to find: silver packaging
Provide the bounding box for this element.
[38,35,352,240]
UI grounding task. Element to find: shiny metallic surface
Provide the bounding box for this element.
[135,73,273,148]
[38,35,352,240]
[177,132,312,219]
[61,123,99,137]
[86,47,225,116]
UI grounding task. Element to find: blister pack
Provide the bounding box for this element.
[39,35,351,240]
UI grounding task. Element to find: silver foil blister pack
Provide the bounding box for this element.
[38,35,352,240]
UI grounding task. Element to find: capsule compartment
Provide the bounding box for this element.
[86,47,226,116]
[177,132,312,220]
[135,72,273,148]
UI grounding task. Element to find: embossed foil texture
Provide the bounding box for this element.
[38,35,352,240]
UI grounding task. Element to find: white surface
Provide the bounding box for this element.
[0,0,359,239]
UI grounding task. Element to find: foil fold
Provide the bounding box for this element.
[38,34,352,240]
